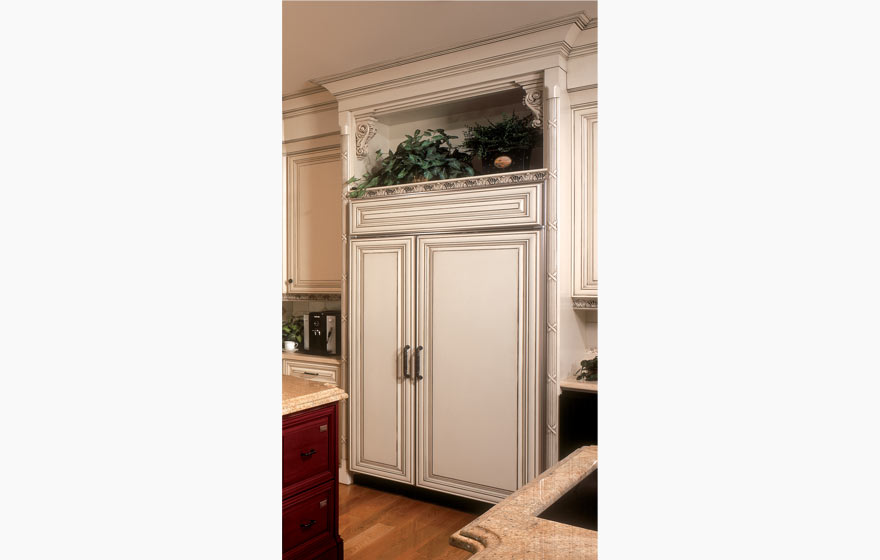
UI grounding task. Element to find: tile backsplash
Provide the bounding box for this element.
[282,298,341,322]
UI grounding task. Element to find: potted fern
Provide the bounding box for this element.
[345,128,475,198]
[462,113,541,174]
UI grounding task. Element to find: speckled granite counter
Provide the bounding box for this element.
[282,374,347,416]
[560,377,598,393]
[450,446,598,559]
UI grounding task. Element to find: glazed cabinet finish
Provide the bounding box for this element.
[285,149,343,294]
[348,237,415,484]
[416,231,539,502]
[349,182,543,236]
[572,105,598,299]
[348,221,541,503]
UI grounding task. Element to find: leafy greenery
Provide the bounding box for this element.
[345,128,475,198]
[282,317,303,345]
[576,357,598,381]
[461,112,540,161]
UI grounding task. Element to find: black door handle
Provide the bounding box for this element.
[300,519,316,529]
[300,449,317,459]
[415,345,424,381]
[403,345,411,379]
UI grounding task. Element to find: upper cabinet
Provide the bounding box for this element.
[284,148,342,294]
[572,103,597,306]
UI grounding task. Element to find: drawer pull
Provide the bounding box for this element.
[302,371,319,376]
[300,519,316,529]
[319,424,327,432]
[300,449,317,459]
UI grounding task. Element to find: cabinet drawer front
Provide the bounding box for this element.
[350,183,543,235]
[283,360,338,384]
[282,482,334,554]
[283,410,333,491]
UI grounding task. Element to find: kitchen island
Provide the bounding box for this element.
[283,375,348,560]
[450,446,598,559]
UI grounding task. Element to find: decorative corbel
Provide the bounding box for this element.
[521,86,543,128]
[354,115,377,159]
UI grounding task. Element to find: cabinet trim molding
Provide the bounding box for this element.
[352,169,547,199]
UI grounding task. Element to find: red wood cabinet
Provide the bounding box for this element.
[283,403,343,560]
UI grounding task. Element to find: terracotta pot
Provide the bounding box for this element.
[482,149,530,173]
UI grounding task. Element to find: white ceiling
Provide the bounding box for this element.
[283,1,597,96]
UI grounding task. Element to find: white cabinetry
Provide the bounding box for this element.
[284,148,343,294]
[348,236,415,484]
[348,178,542,503]
[572,103,598,305]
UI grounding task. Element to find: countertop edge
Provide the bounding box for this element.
[449,446,598,559]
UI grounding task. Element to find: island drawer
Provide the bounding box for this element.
[283,403,336,497]
[282,480,336,556]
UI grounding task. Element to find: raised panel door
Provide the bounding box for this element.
[349,237,415,483]
[286,149,342,293]
[415,231,540,503]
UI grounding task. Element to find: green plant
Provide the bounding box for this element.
[345,128,474,198]
[282,317,303,345]
[576,356,598,381]
[462,112,540,161]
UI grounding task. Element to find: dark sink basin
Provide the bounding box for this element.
[536,468,597,531]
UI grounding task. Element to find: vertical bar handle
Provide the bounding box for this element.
[414,345,424,381]
[402,344,411,379]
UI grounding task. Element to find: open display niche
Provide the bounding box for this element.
[352,87,543,179]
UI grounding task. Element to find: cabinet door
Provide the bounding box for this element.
[572,106,598,298]
[416,231,540,503]
[285,149,342,293]
[349,237,415,483]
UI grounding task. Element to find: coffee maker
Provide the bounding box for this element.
[302,311,340,356]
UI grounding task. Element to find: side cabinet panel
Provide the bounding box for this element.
[349,237,415,483]
[415,231,539,503]
[572,106,598,298]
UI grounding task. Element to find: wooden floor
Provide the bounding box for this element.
[338,483,478,560]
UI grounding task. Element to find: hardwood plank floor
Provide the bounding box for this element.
[338,483,478,560]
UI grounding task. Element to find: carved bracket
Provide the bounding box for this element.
[521,86,543,128]
[354,116,377,159]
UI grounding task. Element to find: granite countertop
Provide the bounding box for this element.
[559,378,598,393]
[282,374,347,416]
[450,446,598,559]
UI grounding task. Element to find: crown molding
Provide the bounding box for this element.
[349,72,542,118]
[311,11,593,87]
[334,42,567,106]
[282,100,337,119]
[281,85,327,101]
[282,131,339,145]
[570,42,598,58]
[568,86,598,96]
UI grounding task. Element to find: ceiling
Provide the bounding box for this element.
[282,1,597,97]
